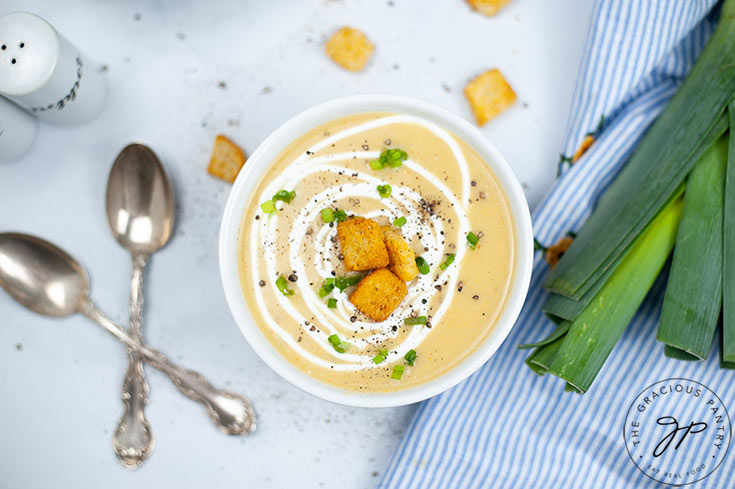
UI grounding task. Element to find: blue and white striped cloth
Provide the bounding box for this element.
[377,1,732,488]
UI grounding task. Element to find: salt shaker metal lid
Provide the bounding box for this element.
[0,12,106,125]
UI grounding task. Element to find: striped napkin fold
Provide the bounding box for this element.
[377,1,732,488]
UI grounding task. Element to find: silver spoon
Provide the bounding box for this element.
[0,233,256,438]
[106,143,174,469]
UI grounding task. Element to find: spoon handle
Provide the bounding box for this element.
[80,301,256,436]
[114,253,154,469]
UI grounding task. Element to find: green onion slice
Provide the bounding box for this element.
[260,200,277,214]
[370,148,408,170]
[404,316,427,325]
[318,278,335,297]
[377,184,392,198]
[321,208,334,223]
[334,209,348,222]
[334,274,363,292]
[327,334,350,353]
[373,353,386,364]
[273,189,296,204]
[370,159,384,170]
[391,364,405,380]
[404,349,417,366]
[439,253,455,270]
[466,232,480,250]
[327,298,337,308]
[415,256,430,275]
[276,275,294,296]
[393,216,407,227]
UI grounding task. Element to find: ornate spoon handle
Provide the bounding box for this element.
[80,301,256,436]
[113,253,153,469]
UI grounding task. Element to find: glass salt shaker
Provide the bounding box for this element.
[0,12,106,125]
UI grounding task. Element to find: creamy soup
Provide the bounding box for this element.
[237,112,514,392]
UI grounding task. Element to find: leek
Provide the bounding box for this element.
[657,136,728,360]
[724,102,735,363]
[545,0,735,298]
[546,197,683,392]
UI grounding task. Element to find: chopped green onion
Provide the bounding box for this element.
[327,298,337,308]
[373,352,386,364]
[273,189,296,204]
[276,275,294,296]
[404,349,417,366]
[466,232,480,250]
[327,334,350,353]
[379,349,388,357]
[387,149,408,167]
[404,316,427,326]
[260,200,277,214]
[391,364,405,380]
[377,184,392,198]
[334,274,363,292]
[318,278,335,297]
[415,256,430,275]
[439,253,455,270]
[370,148,408,170]
[321,208,334,223]
[334,209,348,222]
[393,216,407,227]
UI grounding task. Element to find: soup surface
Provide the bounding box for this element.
[237,112,515,392]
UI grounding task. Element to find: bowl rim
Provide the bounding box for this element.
[218,93,533,408]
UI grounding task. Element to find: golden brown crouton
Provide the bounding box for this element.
[208,135,247,183]
[545,236,574,269]
[382,226,419,282]
[325,27,374,72]
[337,217,390,271]
[349,268,407,322]
[466,0,513,16]
[572,134,595,162]
[464,69,517,126]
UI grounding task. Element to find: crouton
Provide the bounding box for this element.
[382,226,419,281]
[337,217,389,271]
[466,0,513,16]
[349,268,407,322]
[325,27,374,72]
[208,135,247,182]
[572,134,595,162]
[464,69,517,126]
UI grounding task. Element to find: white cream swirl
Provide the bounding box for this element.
[249,115,471,371]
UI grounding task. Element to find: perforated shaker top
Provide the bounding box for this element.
[0,12,60,96]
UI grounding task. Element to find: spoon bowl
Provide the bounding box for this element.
[0,232,256,436]
[0,232,88,317]
[106,144,174,255]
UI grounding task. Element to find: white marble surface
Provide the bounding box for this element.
[0,1,592,487]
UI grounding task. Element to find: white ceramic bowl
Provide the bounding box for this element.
[219,94,533,408]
